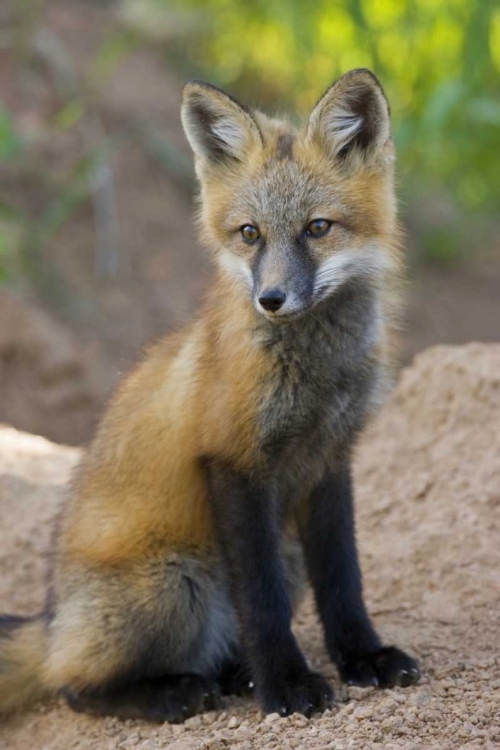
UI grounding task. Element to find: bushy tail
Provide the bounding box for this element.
[0,614,53,715]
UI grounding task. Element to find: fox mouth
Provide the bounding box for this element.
[256,307,309,324]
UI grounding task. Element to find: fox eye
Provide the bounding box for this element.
[307,219,331,238]
[240,224,260,244]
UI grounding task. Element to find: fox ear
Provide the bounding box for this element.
[181,81,262,168]
[306,69,390,159]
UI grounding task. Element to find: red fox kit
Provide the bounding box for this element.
[0,69,419,722]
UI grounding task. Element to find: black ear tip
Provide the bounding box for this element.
[181,80,216,99]
[344,68,382,86]
[181,80,255,120]
[343,69,389,106]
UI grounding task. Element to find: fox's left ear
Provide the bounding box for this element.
[181,81,262,173]
[306,69,391,160]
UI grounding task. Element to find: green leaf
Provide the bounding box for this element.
[0,201,24,223]
[53,99,85,131]
[0,104,22,161]
[467,98,500,126]
[0,228,10,256]
[423,227,461,266]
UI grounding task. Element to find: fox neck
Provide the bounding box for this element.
[200,269,386,476]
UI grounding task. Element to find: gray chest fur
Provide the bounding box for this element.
[257,283,383,486]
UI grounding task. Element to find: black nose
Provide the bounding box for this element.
[258,289,287,313]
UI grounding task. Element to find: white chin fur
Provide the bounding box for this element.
[313,243,395,301]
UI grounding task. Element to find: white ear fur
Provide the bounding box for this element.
[307,69,390,157]
[319,106,364,152]
[181,81,262,165]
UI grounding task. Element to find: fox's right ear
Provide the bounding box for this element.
[181,81,262,171]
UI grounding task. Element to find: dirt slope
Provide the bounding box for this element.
[0,290,106,446]
[0,343,499,749]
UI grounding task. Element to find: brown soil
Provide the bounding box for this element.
[0,290,105,446]
[1,343,499,750]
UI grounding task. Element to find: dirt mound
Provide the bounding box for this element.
[1,343,499,749]
[0,291,106,446]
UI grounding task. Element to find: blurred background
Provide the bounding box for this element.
[0,0,499,446]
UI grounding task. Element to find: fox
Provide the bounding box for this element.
[0,68,420,723]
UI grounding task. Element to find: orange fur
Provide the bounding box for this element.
[60,79,403,568]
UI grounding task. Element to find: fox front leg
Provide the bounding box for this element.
[203,459,333,717]
[299,461,421,688]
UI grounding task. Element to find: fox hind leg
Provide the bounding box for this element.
[47,554,237,722]
[63,673,221,723]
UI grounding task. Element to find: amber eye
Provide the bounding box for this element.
[307,219,331,238]
[240,224,260,244]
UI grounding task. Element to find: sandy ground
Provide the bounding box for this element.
[0,342,499,749]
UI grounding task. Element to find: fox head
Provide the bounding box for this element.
[181,69,399,321]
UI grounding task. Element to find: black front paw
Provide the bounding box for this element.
[340,646,420,688]
[260,670,334,717]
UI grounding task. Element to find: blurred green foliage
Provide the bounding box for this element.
[0,106,23,281]
[0,105,22,161]
[0,0,498,286]
[138,0,500,214]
